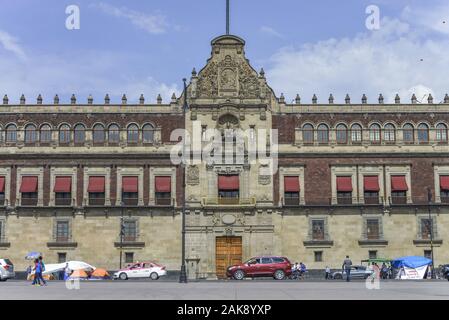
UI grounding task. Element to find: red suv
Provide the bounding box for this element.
[226,256,292,280]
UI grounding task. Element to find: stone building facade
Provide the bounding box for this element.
[1,33,449,278]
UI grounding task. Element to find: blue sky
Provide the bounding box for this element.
[0,0,448,104]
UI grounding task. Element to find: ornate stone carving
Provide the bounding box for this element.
[197,62,218,98]
[187,165,200,185]
[258,164,271,185]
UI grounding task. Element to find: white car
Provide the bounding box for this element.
[113,261,167,280]
[0,259,15,281]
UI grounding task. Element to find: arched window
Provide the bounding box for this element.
[403,123,414,143]
[0,126,3,143]
[383,124,396,142]
[74,124,86,144]
[142,124,155,144]
[350,124,362,143]
[302,124,314,144]
[336,124,348,144]
[417,123,429,143]
[93,124,105,144]
[24,124,37,143]
[59,124,70,144]
[6,124,17,143]
[40,125,52,143]
[127,124,139,143]
[108,124,120,143]
[436,123,448,142]
[369,124,381,143]
[317,124,329,143]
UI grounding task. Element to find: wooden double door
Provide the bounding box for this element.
[215,236,242,279]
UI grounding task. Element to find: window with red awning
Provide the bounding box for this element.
[87,176,105,193]
[337,176,353,192]
[364,176,380,192]
[0,176,5,193]
[218,175,239,190]
[122,176,138,193]
[391,175,408,191]
[284,176,300,192]
[54,176,72,193]
[155,176,171,193]
[20,176,38,193]
[440,176,449,191]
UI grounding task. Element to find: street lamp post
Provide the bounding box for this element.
[427,188,436,279]
[179,78,188,283]
[119,201,125,270]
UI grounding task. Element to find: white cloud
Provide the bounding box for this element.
[401,3,449,35]
[260,26,284,39]
[265,15,449,104]
[0,30,27,60]
[91,2,169,35]
[0,50,180,104]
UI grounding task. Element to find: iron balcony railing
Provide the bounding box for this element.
[155,197,173,206]
[389,195,408,205]
[20,197,38,206]
[88,197,106,206]
[55,198,73,206]
[284,197,300,207]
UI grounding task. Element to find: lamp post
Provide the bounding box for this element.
[119,201,125,270]
[427,188,436,279]
[179,78,188,283]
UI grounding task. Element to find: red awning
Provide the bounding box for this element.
[284,176,300,192]
[337,176,353,192]
[0,177,4,193]
[123,176,138,193]
[87,176,105,193]
[218,175,239,190]
[155,176,171,193]
[54,176,72,193]
[391,175,408,192]
[440,176,449,191]
[364,176,380,192]
[20,176,38,193]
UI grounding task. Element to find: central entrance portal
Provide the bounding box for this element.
[215,236,242,279]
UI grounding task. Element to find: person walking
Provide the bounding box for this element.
[342,255,352,282]
[325,266,331,280]
[64,263,72,281]
[31,258,41,286]
[299,262,307,279]
[26,265,32,281]
[36,256,47,286]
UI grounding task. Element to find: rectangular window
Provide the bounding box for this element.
[54,176,72,206]
[420,218,432,240]
[58,252,67,264]
[284,176,300,206]
[123,220,137,242]
[20,176,38,206]
[366,219,380,240]
[424,250,432,260]
[369,250,378,260]
[364,176,380,204]
[390,176,408,204]
[337,176,352,204]
[218,175,239,205]
[155,176,172,206]
[312,220,325,240]
[440,176,449,204]
[122,176,138,206]
[0,176,4,206]
[56,220,69,242]
[88,176,105,206]
[125,252,134,264]
[314,251,323,262]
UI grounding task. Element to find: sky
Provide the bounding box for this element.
[0,0,448,104]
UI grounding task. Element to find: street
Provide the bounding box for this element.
[0,280,448,300]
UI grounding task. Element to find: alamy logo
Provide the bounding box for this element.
[365,5,380,30]
[66,5,81,30]
[65,278,80,290]
[365,265,381,290]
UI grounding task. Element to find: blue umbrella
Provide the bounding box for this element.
[25,251,42,260]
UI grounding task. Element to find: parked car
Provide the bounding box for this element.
[113,261,167,280]
[331,265,373,280]
[226,256,292,280]
[0,259,15,281]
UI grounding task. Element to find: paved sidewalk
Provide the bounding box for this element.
[0,280,448,300]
